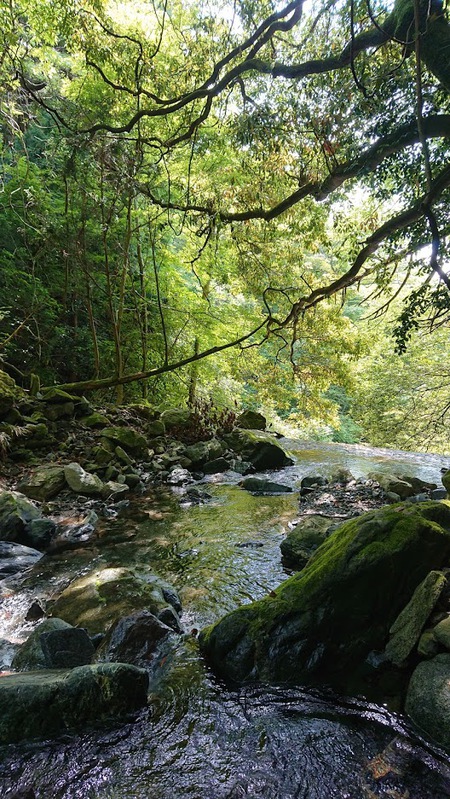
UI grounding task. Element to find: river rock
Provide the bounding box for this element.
[99,426,148,455]
[0,541,43,580]
[405,653,450,751]
[384,571,447,666]
[280,515,334,569]
[432,615,450,649]
[397,475,437,494]
[200,501,450,694]
[368,472,416,499]
[0,491,41,545]
[47,510,98,552]
[203,457,230,474]
[96,610,174,666]
[236,410,266,430]
[0,662,149,743]
[64,462,104,496]
[17,465,66,501]
[40,627,95,668]
[49,567,181,635]
[12,618,73,671]
[183,439,224,468]
[81,412,110,428]
[147,419,166,437]
[225,429,294,470]
[239,478,292,494]
[27,518,57,549]
[159,408,192,429]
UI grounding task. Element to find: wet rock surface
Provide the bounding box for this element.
[0,663,149,743]
[200,501,450,698]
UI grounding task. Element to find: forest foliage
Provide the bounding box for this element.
[1,0,450,451]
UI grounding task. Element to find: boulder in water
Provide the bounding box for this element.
[49,567,182,635]
[96,610,175,666]
[0,663,148,743]
[225,429,293,470]
[200,501,450,695]
[406,653,450,751]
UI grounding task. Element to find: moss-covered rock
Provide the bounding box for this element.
[236,410,266,430]
[159,408,192,429]
[200,501,450,694]
[17,465,66,501]
[225,429,294,470]
[0,491,41,544]
[433,615,450,650]
[99,426,148,455]
[64,462,104,496]
[0,663,148,743]
[280,515,335,569]
[384,571,447,666]
[0,370,26,418]
[40,388,80,403]
[48,567,181,635]
[368,472,415,499]
[406,653,450,752]
[80,412,111,428]
[11,618,73,671]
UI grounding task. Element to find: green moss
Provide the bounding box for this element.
[200,501,450,691]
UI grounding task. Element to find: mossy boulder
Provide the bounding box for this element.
[280,515,335,569]
[368,472,416,499]
[49,567,181,635]
[40,388,80,403]
[0,491,41,545]
[0,370,26,418]
[225,429,294,470]
[99,426,148,455]
[0,663,148,743]
[433,616,450,650]
[22,422,54,450]
[11,618,72,671]
[159,408,192,429]
[17,465,66,501]
[200,501,450,694]
[406,653,450,752]
[81,412,111,428]
[384,571,447,666]
[236,410,266,430]
[64,462,104,496]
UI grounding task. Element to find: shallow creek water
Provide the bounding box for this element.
[1,440,450,798]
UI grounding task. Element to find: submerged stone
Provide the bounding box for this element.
[49,567,181,635]
[0,663,149,743]
[200,501,450,694]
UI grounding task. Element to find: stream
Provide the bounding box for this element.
[1,439,450,798]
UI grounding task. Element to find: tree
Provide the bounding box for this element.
[1,0,450,399]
